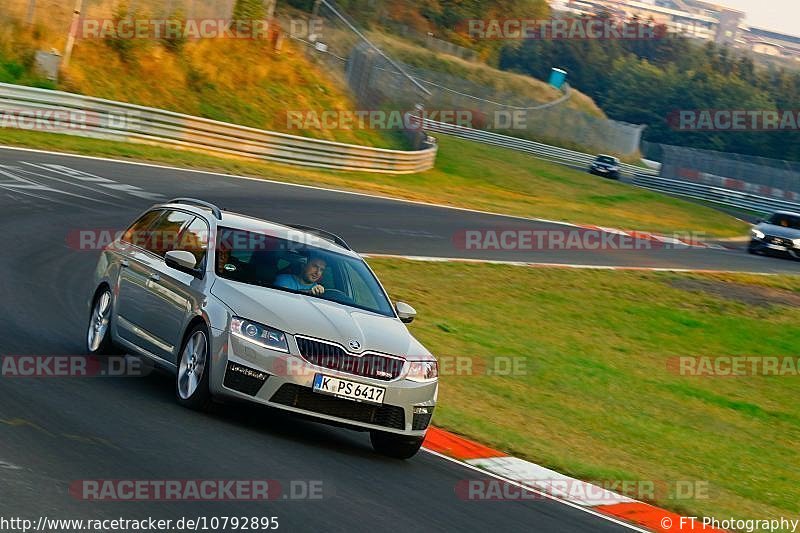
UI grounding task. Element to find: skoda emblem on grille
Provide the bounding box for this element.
[348,340,361,350]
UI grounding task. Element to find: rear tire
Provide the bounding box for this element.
[87,288,116,355]
[176,325,212,411]
[370,430,424,459]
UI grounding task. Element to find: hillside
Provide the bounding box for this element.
[2,0,620,155]
[368,31,606,119]
[1,0,397,147]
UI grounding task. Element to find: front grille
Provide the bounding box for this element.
[296,337,405,381]
[765,235,793,247]
[270,384,405,430]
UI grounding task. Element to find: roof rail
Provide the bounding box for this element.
[168,198,222,220]
[285,224,352,251]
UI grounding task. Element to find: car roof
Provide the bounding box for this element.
[596,154,617,159]
[770,210,800,217]
[156,202,360,258]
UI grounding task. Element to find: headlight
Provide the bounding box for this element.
[793,238,800,248]
[751,229,765,240]
[230,317,289,352]
[406,360,438,382]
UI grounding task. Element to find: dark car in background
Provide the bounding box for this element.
[748,211,800,259]
[588,154,621,179]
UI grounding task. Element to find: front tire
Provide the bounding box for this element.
[176,325,212,410]
[87,288,115,355]
[370,430,424,459]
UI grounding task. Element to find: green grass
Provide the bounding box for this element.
[0,129,747,237]
[368,258,800,522]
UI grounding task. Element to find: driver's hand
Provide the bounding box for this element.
[311,284,325,296]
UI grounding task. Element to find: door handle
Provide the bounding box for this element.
[149,273,160,281]
[120,260,129,268]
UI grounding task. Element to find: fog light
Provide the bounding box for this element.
[412,405,435,430]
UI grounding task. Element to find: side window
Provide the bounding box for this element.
[145,210,194,257]
[121,210,163,248]
[175,217,210,268]
[343,262,379,309]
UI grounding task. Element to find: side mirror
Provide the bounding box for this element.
[395,301,417,323]
[165,250,197,274]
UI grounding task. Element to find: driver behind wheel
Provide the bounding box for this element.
[273,255,327,295]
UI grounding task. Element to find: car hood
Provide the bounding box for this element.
[757,223,800,239]
[211,279,431,360]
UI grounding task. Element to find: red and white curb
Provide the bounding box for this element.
[422,427,726,532]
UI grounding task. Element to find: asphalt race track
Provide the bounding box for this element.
[0,145,796,532]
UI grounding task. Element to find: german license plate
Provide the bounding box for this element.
[767,243,786,251]
[312,374,385,405]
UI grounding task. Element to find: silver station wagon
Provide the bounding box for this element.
[87,198,438,458]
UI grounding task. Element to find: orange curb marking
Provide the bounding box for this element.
[596,503,727,532]
[423,428,729,532]
[423,427,506,461]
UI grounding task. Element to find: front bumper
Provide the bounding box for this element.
[589,166,619,178]
[749,238,800,259]
[207,329,437,436]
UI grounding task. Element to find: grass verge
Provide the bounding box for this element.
[0,128,747,237]
[368,258,800,522]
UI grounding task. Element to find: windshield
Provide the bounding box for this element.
[768,214,800,229]
[214,227,395,317]
[597,156,616,164]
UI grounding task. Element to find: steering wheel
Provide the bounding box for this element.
[320,288,354,304]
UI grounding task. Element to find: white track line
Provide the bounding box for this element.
[422,449,651,533]
[0,144,657,230]
[360,253,782,275]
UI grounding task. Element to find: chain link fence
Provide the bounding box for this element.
[655,142,800,199]
[293,0,644,156]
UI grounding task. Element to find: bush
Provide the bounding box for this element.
[104,3,138,62]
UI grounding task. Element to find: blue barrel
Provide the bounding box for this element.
[548,68,567,89]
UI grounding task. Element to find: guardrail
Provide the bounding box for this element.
[631,173,800,214]
[413,116,800,214]
[416,117,657,177]
[0,83,437,174]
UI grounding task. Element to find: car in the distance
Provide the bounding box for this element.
[86,198,438,459]
[588,154,621,179]
[748,211,800,259]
